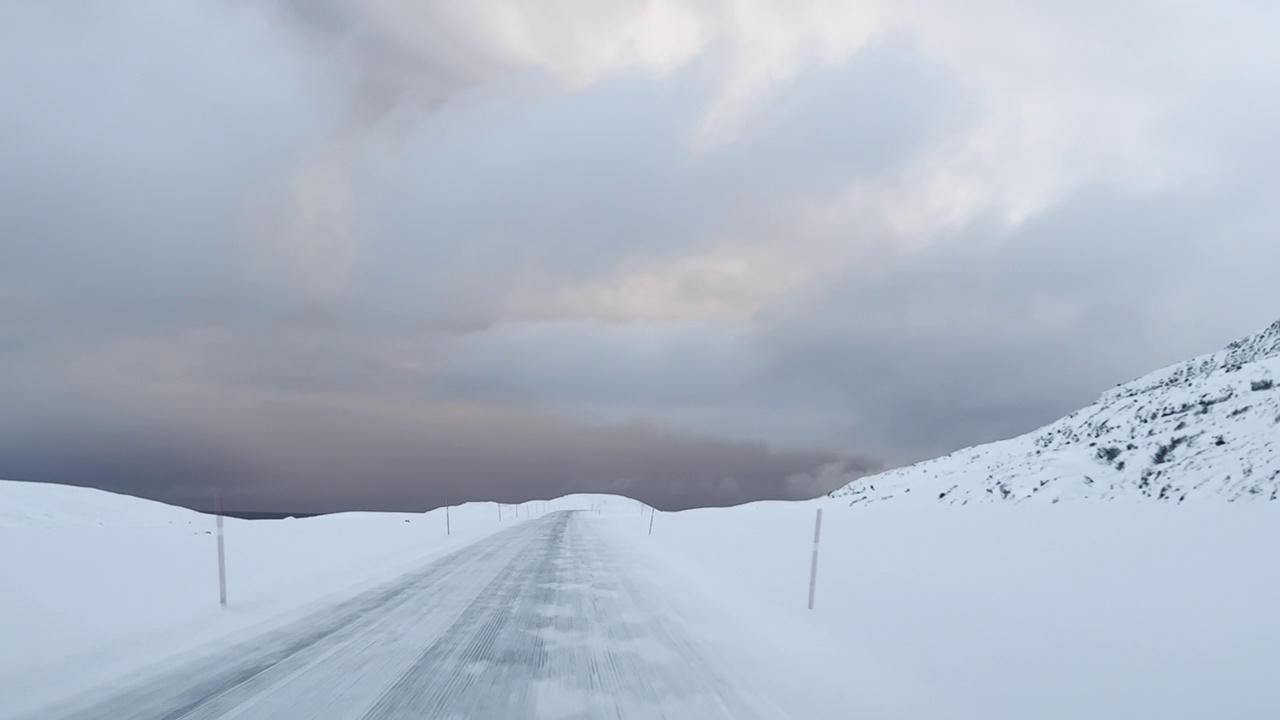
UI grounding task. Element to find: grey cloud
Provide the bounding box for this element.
[3,0,1278,514]
[436,321,750,407]
[0,317,878,512]
[775,133,1280,463]
[1,1,326,331]
[270,0,507,122]
[354,36,956,331]
[0,360,870,512]
[726,36,962,195]
[429,168,1280,466]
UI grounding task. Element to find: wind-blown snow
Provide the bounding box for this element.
[833,318,1280,504]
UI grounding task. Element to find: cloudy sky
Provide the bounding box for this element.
[2,0,1278,512]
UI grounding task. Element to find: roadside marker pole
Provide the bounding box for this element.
[648,507,655,536]
[446,505,451,536]
[807,508,823,610]
[216,490,228,609]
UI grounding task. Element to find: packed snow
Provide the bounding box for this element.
[833,318,1280,504]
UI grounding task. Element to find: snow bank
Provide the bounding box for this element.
[600,500,1280,720]
[0,480,550,718]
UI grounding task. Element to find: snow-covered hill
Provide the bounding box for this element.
[834,318,1280,504]
[0,480,204,528]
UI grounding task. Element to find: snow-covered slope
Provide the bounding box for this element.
[835,319,1280,504]
[0,480,204,527]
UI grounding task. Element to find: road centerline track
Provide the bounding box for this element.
[32,512,791,720]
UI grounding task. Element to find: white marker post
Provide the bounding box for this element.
[498,504,502,522]
[807,508,823,610]
[446,505,451,536]
[216,490,228,609]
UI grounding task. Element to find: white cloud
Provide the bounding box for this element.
[257,0,1279,303]
[502,238,820,324]
[248,153,363,302]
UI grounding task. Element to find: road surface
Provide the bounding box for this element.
[39,511,795,719]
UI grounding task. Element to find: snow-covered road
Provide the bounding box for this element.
[37,511,788,720]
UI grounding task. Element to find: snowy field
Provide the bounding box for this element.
[3,481,1278,719]
[610,499,1280,720]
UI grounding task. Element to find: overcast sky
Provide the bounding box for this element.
[2,0,1279,512]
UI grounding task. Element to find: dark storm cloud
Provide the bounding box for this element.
[2,0,1278,513]
[0,356,870,512]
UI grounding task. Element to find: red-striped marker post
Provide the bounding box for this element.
[807,508,823,610]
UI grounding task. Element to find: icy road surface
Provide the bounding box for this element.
[39,511,794,720]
